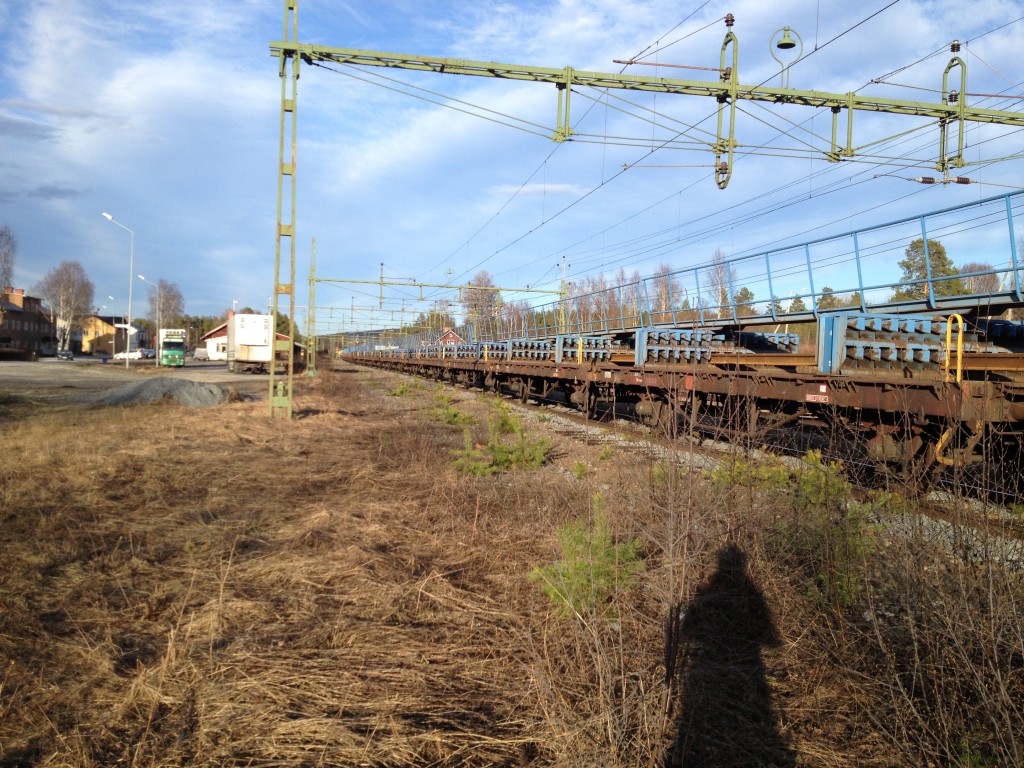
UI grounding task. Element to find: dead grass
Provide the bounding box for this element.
[1,364,1021,767]
[0,371,552,766]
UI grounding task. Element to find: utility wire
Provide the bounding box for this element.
[324,4,1022,316]
[411,1,727,297]
[477,1,913,285]
[516,5,1022,284]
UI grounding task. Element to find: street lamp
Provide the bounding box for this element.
[138,274,161,367]
[102,212,134,369]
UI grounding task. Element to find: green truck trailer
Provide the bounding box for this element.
[158,328,187,367]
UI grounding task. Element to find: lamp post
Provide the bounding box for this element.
[106,296,116,357]
[102,213,134,369]
[138,274,160,367]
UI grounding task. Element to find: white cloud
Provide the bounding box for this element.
[490,182,589,196]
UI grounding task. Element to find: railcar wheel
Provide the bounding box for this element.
[519,376,532,404]
[867,427,941,492]
[636,396,678,437]
[569,383,598,419]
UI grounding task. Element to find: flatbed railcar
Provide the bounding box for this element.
[345,315,1024,483]
[343,192,1024,487]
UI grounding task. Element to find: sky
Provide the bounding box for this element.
[2,0,1023,334]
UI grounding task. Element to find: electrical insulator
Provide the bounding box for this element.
[948,90,959,104]
[950,40,961,53]
[913,177,937,184]
[954,177,972,184]
[725,13,735,27]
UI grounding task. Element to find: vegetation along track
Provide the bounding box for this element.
[372,360,1024,563]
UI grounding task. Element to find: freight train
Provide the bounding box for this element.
[343,191,1024,490]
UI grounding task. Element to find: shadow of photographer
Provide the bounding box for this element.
[666,542,794,767]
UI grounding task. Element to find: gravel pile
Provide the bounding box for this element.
[81,377,232,407]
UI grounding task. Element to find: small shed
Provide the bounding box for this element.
[199,322,229,360]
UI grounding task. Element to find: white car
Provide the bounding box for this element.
[113,349,144,360]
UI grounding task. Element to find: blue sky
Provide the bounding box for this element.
[2,0,1023,332]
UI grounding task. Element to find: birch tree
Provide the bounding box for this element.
[959,262,998,294]
[144,278,186,330]
[33,261,94,352]
[651,263,681,323]
[462,270,501,332]
[707,248,735,314]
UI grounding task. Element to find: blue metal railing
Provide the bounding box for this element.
[473,190,1024,343]
[350,190,1023,351]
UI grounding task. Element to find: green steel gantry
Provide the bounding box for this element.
[313,266,563,307]
[269,1,299,418]
[269,0,1024,417]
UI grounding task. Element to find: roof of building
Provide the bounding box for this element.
[85,314,143,330]
[1,288,48,315]
[201,322,228,340]
[200,319,292,343]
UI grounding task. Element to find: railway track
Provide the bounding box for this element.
[358,363,1024,562]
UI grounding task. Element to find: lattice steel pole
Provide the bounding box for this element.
[307,237,317,376]
[270,0,299,417]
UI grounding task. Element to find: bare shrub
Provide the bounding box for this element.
[855,533,1024,766]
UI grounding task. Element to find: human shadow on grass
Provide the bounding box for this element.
[666,542,795,767]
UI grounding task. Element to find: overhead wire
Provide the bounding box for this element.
[323,3,1023,319]
[334,4,935,299]
[514,6,1024,283]
[309,58,552,138]
[475,0,919,285]
[429,5,725,286]
[404,2,729,301]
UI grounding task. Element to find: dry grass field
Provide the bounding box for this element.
[1,364,1021,767]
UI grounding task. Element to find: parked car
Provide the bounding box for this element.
[113,349,144,360]
[192,348,210,361]
[56,349,74,361]
[140,348,156,358]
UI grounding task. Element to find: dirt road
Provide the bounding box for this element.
[0,359,269,403]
